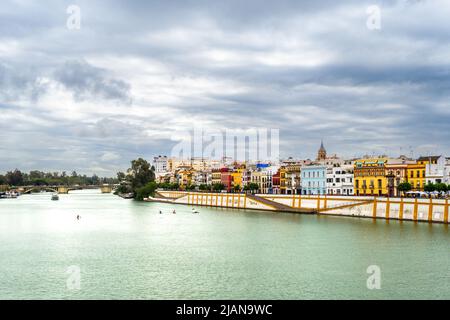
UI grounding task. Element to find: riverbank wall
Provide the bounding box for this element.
[147,191,449,224]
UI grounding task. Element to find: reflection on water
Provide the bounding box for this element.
[0,190,448,299]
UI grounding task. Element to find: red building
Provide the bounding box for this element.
[272,170,281,194]
[220,168,232,192]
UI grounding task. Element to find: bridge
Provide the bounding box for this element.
[18,185,114,194]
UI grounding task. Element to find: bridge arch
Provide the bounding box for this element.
[22,186,58,194]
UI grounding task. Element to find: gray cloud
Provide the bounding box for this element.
[54,60,132,104]
[0,63,48,102]
[0,0,449,175]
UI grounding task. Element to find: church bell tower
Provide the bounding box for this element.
[317,140,327,161]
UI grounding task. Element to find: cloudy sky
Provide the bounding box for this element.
[1,0,449,176]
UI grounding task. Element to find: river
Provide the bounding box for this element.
[0,190,448,299]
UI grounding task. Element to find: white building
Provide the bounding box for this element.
[153,155,168,177]
[326,163,354,196]
[193,171,209,186]
[251,165,279,194]
[424,156,446,184]
[445,158,450,184]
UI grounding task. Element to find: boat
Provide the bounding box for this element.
[51,194,59,201]
[0,191,18,199]
[119,193,134,199]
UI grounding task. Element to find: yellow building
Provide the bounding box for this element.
[231,170,243,190]
[406,156,439,191]
[176,167,193,187]
[211,170,222,185]
[285,164,301,194]
[354,158,388,196]
[406,163,425,191]
[279,167,287,194]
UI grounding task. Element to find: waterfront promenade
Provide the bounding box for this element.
[148,191,449,224]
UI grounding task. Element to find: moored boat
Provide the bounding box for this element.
[0,191,19,199]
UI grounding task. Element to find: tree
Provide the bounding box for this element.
[246,183,259,193]
[116,182,132,195]
[199,184,210,191]
[435,183,448,193]
[185,184,196,191]
[135,182,158,201]
[212,183,225,192]
[117,171,126,182]
[233,184,241,193]
[424,182,436,193]
[128,158,155,190]
[32,179,49,186]
[397,182,412,195]
[170,183,180,190]
[91,174,100,185]
[0,175,6,185]
[29,170,44,180]
[6,169,24,186]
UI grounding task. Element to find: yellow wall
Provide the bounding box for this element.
[280,167,287,194]
[211,172,221,185]
[406,163,426,191]
[231,171,243,188]
[178,170,193,187]
[354,158,388,196]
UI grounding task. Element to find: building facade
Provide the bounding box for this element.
[424,156,446,185]
[301,165,327,195]
[153,156,168,177]
[354,158,388,196]
[326,164,354,195]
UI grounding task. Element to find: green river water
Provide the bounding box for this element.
[0,190,448,299]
